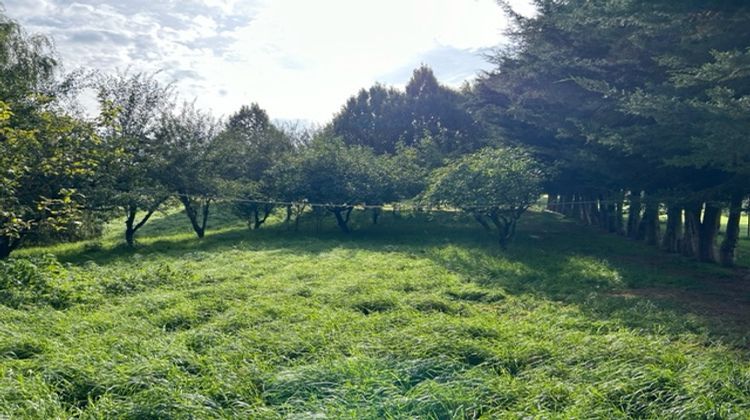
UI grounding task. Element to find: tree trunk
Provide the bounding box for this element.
[662,205,682,253]
[698,203,721,263]
[547,194,558,212]
[330,207,351,233]
[125,206,137,247]
[598,196,609,231]
[562,193,574,217]
[200,200,210,236]
[179,195,210,238]
[285,205,293,223]
[639,199,660,246]
[124,204,158,247]
[589,196,600,226]
[252,205,272,230]
[371,207,381,225]
[682,203,701,258]
[292,203,306,232]
[581,195,592,224]
[488,211,516,249]
[613,198,625,235]
[720,193,743,267]
[627,192,642,239]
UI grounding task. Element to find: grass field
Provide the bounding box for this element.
[1,207,749,418]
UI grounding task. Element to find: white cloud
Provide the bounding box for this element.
[3,0,533,122]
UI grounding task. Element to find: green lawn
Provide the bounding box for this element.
[1,207,748,418]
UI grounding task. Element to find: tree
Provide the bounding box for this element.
[331,66,483,157]
[154,102,220,238]
[95,71,174,247]
[0,13,99,259]
[213,103,293,230]
[476,0,750,265]
[425,147,545,248]
[272,137,392,233]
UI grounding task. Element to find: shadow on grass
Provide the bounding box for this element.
[55,208,750,347]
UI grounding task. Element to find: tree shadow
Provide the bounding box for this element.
[54,207,749,348]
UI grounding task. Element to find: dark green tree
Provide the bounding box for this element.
[214,103,293,229]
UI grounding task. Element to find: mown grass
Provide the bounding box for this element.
[1,206,749,418]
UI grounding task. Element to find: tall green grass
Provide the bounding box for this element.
[1,207,748,418]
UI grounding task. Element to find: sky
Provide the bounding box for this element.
[3,0,535,123]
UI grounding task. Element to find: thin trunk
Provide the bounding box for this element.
[589,196,600,226]
[662,205,682,253]
[546,193,557,212]
[597,196,609,231]
[488,211,516,249]
[581,195,592,225]
[179,195,210,238]
[580,196,587,223]
[331,207,351,233]
[124,203,159,247]
[614,198,625,235]
[125,206,137,247]
[640,199,660,246]
[698,203,722,263]
[292,203,306,232]
[253,205,272,230]
[627,192,642,239]
[682,203,701,258]
[285,205,293,223]
[563,193,574,217]
[371,207,381,225]
[720,193,743,267]
[200,200,210,235]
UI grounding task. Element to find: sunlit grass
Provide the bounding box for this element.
[1,207,748,417]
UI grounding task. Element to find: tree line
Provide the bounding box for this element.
[470,0,750,266]
[0,9,543,258]
[2,1,749,267]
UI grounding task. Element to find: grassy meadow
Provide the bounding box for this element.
[1,206,749,418]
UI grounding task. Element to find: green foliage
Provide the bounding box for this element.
[426,147,545,246]
[271,137,397,232]
[331,65,483,156]
[0,100,100,257]
[213,103,294,230]
[94,71,175,246]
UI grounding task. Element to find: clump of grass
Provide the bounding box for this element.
[411,296,465,314]
[101,263,194,296]
[0,255,71,309]
[350,294,399,315]
[0,338,46,359]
